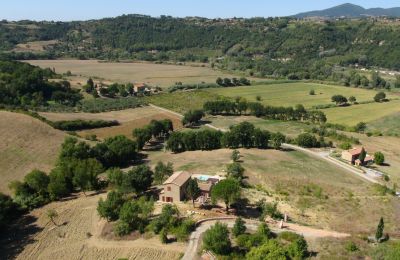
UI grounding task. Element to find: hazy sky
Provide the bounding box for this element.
[2,0,400,21]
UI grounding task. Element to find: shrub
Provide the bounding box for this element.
[114,221,131,237]
[374,152,385,165]
[246,240,287,260]
[203,222,231,255]
[296,133,318,148]
[374,92,386,102]
[345,241,359,252]
[97,191,124,221]
[232,217,246,237]
[160,228,168,244]
[339,142,352,150]
[51,120,119,131]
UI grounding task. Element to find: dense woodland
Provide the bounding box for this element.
[2,16,400,81]
[0,61,82,106]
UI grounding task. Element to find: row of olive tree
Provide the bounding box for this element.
[203,100,327,123]
[166,122,281,153]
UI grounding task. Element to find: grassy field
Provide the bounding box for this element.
[0,111,66,194]
[207,82,387,108]
[27,59,244,88]
[39,106,183,140]
[143,90,220,114]
[206,115,311,137]
[367,112,400,136]
[323,99,400,126]
[147,148,399,234]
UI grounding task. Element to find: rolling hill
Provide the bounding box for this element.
[295,3,400,18]
[0,111,66,194]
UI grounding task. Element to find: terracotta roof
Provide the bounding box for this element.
[163,171,191,186]
[355,155,374,164]
[134,83,146,88]
[198,182,213,192]
[346,147,364,156]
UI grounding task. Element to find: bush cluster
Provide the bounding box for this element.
[51,119,119,131]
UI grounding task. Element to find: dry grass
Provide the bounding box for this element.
[39,106,183,140]
[26,59,241,88]
[10,193,185,260]
[0,111,66,194]
[147,148,400,234]
[13,40,58,53]
[344,133,400,184]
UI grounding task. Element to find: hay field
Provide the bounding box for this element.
[207,82,387,108]
[26,59,240,88]
[147,148,399,234]
[323,99,400,126]
[0,111,66,194]
[39,106,183,140]
[4,193,185,260]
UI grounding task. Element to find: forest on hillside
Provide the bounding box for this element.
[1,16,400,79]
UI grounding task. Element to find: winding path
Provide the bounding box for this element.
[182,218,349,260]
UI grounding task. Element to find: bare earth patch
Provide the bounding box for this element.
[0,111,66,194]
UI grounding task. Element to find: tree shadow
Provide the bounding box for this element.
[0,214,43,259]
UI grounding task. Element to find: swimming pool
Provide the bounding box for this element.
[197,175,210,181]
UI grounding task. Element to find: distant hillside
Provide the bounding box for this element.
[2,14,400,80]
[295,3,400,18]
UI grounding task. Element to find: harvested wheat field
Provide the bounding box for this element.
[27,59,241,88]
[39,106,183,140]
[0,111,66,194]
[4,193,185,260]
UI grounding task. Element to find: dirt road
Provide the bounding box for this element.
[182,218,349,260]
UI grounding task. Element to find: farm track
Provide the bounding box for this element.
[182,218,350,260]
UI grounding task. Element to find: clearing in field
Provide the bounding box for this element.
[0,111,66,194]
[26,59,243,88]
[147,148,399,234]
[39,106,183,140]
[322,99,400,126]
[13,40,58,53]
[207,82,392,108]
[0,193,185,260]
